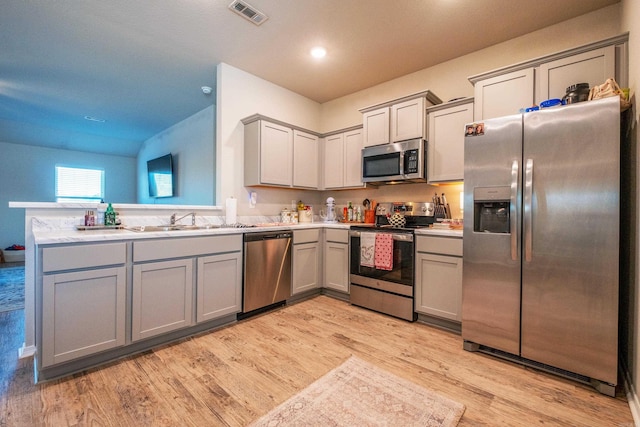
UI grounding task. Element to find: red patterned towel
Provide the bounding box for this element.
[374,233,393,271]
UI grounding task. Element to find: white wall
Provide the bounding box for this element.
[319,4,622,132]
[213,5,622,221]
[0,141,136,249]
[137,105,215,206]
[216,63,324,216]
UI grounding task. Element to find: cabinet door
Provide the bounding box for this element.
[363,107,390,147]
[293,130,318,188]
[324,241,349,293]
[197,252,242,322]
[391,97,424,142]
[41,267,126,367]
[132,259,194,341]
[323,133,345,189]
[474,68,534,120]
[292,242,320,295]
[260,121,293,186]
[343,129,364,188]
[537,46,615,104]
[427,102,473,182]
[415,252,462,321]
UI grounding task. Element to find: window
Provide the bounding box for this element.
[55,166,104,203]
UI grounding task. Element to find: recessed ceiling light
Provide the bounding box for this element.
[84,116,106,123]
[310,47,327,59]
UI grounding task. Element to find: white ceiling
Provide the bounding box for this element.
[0,0,619,157]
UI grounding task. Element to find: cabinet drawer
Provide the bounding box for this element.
[294,228,320,244]
[325,228,349,244]
[43,243,126,272]
[416,236,462,256]
[133,234,242,262]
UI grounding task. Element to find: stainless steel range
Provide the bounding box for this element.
[349,202,435,321]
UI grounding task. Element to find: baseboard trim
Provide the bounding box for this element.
[622,363,640,426]
[18,343,36,359]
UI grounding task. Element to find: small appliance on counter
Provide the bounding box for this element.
[319,197,338,223]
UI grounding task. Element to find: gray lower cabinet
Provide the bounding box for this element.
[292,229,321,295]
[132,258,194,341]
[41,243,127,368]
[415,235,463,322]
[132,234,243,341]
[196,251,243,322]
[323,229,349,293]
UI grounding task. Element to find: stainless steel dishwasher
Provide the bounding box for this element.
[242,231,292,316]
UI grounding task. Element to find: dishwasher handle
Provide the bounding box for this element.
[244,231,292,242]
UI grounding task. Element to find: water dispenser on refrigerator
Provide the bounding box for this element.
[473,187,510,234]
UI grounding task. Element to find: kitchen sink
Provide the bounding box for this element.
[126,224,220,232]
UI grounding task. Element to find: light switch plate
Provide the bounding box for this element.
[249,191,257,208]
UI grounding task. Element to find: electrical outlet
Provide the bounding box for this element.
[249,191,257,208]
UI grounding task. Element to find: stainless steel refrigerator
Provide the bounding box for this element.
[462,96,620,396]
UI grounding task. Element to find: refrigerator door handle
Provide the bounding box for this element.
[524,158,533,262]
[510,160,519,261]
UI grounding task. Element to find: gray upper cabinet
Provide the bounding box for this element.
[427,98,474,183]
[390,97,426,143]
[362,107,390,147]
[322,127,364,189]
[360,91,442,147]
[536,45,615,104]
[473,68,534,121]
[470,35,627,121]
[292,130,319,188]
[244,119,293,187]
[243,115,320,189]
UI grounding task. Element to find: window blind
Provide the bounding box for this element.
[55,166,104,202]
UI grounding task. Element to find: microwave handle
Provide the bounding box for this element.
[399,150,405,176]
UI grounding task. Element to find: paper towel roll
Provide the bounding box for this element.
[226,197,237,225]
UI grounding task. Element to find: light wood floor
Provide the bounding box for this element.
[0,296,635,426]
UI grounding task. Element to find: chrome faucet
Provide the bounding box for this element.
[170,212,196,226]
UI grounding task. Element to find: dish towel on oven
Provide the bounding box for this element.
[360,232,376,267]
[374,233,393,271]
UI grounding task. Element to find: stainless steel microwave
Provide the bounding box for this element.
[361,138,426,185]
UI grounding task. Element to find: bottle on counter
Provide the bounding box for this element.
[84,210,95,226]
[97,202,106,225]
[347,201,353,222]
[104,203,116,226]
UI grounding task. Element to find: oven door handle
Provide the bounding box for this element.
[349,230,413,242]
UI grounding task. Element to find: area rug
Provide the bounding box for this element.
[0,267,25,313]
[249,356,465,427]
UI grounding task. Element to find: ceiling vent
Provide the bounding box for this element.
[229,0,268,26]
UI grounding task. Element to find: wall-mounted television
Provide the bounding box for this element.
[147,153,174,198]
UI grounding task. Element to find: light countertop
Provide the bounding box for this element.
[33,222,351,245]
[33,222,462,245]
